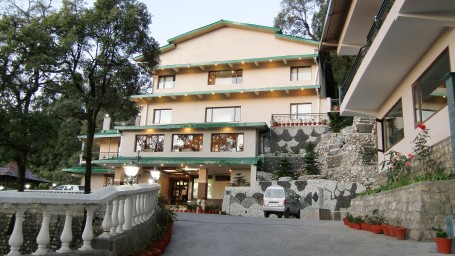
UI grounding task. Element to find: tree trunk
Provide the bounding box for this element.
[16,156,26,192]
[84,108,97,194]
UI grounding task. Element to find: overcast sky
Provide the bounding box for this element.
[144,0,283,46]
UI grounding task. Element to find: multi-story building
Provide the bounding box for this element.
[70,20,332,205]
[320,0,455,176]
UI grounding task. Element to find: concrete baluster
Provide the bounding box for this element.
[140,193,145,222]
[135,194,141,224]
[56,207,74,253]
[116,196,125,233]
[99,201,112,238]
[7,206,27,256]
[132,194,138,227]
[110,198,119,236]
[123,194,134,230]
[33,206,52,255]
[79,205,98,251]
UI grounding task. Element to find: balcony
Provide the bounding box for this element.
[80,151,119,164]
[271,113,329,127]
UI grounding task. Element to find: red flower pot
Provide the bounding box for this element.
[370,224,383,234]
[342,217,348,225]
[365,223,372,232]
[151,240,167,253]
[435,237,453,254]
[382,224,390,236]
[389,226,397,237]
[360,223,367,231]
[351,223,361,230]
[394,227,407,240]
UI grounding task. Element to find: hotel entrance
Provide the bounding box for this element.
[169,179,189,205]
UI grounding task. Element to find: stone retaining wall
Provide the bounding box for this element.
[222,179,365,217]
[349,180,455,241]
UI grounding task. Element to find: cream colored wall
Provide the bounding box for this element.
[210,180,230,199]
[161,27,317,65]
[376,28,455,162]
[81,175,105,191]
[139,93,327,126]
[230,169,251,185]
[98,138,120,159]
[119,128,258,158]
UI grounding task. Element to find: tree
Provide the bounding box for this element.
[51,0,160,193]
[274,0,328,41]
[230,173,250,187]
[274,157,295,179]
[303,142,319,175]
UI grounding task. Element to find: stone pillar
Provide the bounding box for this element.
[443,72,455,173]
[102,115,111,130]
[250,165,257,189]
[114,167,124,185]
[198,168,208,211]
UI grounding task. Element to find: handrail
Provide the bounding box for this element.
[271,113,329,126]
[339,46,368,103]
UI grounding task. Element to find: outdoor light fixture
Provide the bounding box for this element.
[0,185,4,191]
[25,184,31,190]
[124,160,139,185]
[150,166,160,183]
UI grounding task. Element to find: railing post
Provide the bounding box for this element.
[134,193,141,225]
[56,206,77,253]
[98,201,112,238]
[140,193,145,222]
[123,194,134,230]
[33,205,52,255]
[116,196,125,233]
[79,205,98,251]
[110,198,119,236]
[7,205,27,256]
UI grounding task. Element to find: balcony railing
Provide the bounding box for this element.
[80,151,119,164]
[0,184,160,255]
[271,113,329,127]
[340,0,395,105]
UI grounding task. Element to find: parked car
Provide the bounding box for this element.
[263,185,301,218]
[53,185,84,191]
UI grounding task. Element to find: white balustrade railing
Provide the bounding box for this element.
[0,183,160,256]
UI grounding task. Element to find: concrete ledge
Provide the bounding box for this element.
[301,208,331,220]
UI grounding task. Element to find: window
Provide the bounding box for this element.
[413,50,449,124]
[154,109,172,124]
[157,75,175,89]
[135,134,164,152]
[211,133,244,152]
[383,100,404,150]
[172,134,203,152]
[206,107,241,122]
[290,103,311,119]
[208,70,243,85]
[291,67,311,81]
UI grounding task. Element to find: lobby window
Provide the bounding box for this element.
[157,75,175,89]
[383,100,404,150]
[172,134,203,152]
[206,107,240,122]
[211,133,244,152]
[413,50,449,124]
[290,103,311,119]
[135,134,164,152]
[291,66,311,81]
[154,109,172,124]
[208,70,243,85]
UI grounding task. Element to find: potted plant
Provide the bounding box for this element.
[433,227,452,254]
[351,216,362,230]
[365,209,384,234]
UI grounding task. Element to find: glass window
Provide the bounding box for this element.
[206,107,241,122]
[172,134,203,152]
[290,103,312,119]
[208,70,243,85]
[211,133,244,152]
[154,109,172,124]
[135,134,164,152]
[383,100,404,150]
[157,75,175,89]
[291,67,311,81]
[413,50,449,124]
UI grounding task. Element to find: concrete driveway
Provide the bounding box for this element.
[163,213,440,256]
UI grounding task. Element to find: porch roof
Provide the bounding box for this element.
[78,130,121,139]
[114,121,268,131]
[62,165,115,174]
[93,156,260,165]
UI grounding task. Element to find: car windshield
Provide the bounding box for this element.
[265,189,284,198]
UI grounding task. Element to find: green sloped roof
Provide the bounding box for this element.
[62,165,115,174]
[78,130,121,139]
[93,156,260,165]
[114,122,268,131]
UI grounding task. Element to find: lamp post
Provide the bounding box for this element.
[150,166,160,183]
[124,161,139,185]
[0,185,4,191]
[25,184,30,190]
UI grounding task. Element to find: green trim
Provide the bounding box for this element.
[131,84,320,100]
[275,34,320,45]
[167,20,280,44]
[114,122,268,131]
[78,130,121,139]
[155,54,318,70]
[94,156,260,165]
[62,165,115,174]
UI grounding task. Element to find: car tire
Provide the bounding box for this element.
[296,210,300,219]
[284,209,290,218]
[277,214,283,218]
[264,212,270,218]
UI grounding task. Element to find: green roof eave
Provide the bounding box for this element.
[62,165,115,174]
[275,34,320,45]
[114,122,268,131]
[167,20,280,45]
[155,54,318,70]
[131,84,320,100]
[94,156,261,165]
[78,130,121,139]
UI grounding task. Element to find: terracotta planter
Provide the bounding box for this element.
[435,237,452,254]
[365,223,372,232]
[369,224,383,234]
[394,227,407,240]
[197,207,203,213]
[151,240,167,253]
[382,224,390,236]
[351,223,361,230]
[360,223,367,231]
[143,247,162,256]
[342,217,349,225]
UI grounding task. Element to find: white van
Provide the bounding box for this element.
[263,185,301,218]
[53,185,84,191]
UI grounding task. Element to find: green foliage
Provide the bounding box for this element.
[303,142,319,175]
[273,157,295,179]
[230,173,250,187]
[365,209,385,225]
[432,227,448,238]
[380,151,413,184]
[327,112,353,132]
[413,124,444,175]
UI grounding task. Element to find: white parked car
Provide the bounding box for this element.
[263,185,301,218]
[53,185,85,191]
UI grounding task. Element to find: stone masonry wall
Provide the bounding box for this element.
[222,179,365,217]
[350,180,455,241]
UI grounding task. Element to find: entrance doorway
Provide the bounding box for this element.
[170,179,189,205]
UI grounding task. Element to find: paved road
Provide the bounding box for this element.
[163,213,441,256]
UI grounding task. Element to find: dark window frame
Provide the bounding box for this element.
[171,134,204,152]
[135,134,165,152]
[205,106,241,122]
[153,109,172,124]
[290,66,312,81]
[382,99,404,151]
[211,133,244,152]
[157,75,175,89]
[208,69,243,85]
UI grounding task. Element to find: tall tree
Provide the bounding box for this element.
[54,0,159,193]
[274,0,328,40]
